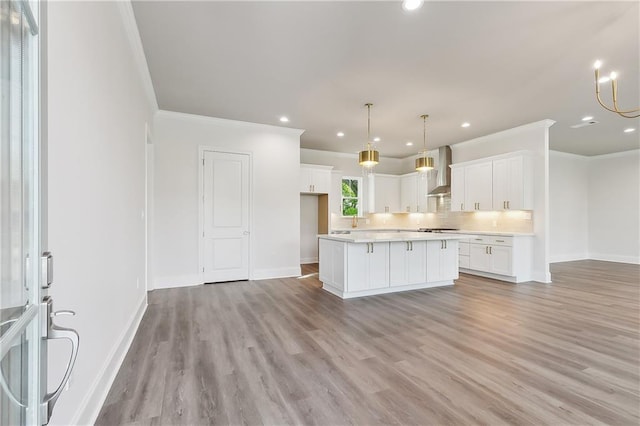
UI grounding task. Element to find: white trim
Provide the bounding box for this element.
[451,120,556,149]
[300,257,318,264]
[115,1,158,111]
[323,280,454,299]
[588,148,640,160]
[549,150,589,160]
[532,270,552,284]
[252,267,302,281]
[71,296,147,425]
[157,110,304,136]
[588,253,640,265]
[153,274,203,290]
[549,253,590,263]
[198,147,253,283]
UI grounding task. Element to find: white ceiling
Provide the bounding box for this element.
[132,1,639,157]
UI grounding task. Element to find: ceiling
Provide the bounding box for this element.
[132,1,639,157]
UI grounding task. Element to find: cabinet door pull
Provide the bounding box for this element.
[489,246,492,254]
[496,239,505,243]
[406,241,409,251]
[485,246,488,254]
[461,203,464,211]
[366,243,370,253]
[371,243,374,253]
[503,201,506,209]
[410,241,413,251]
[444,240,447,249]
[507,201,510,209]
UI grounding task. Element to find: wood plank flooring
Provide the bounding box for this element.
[96,260,640,425]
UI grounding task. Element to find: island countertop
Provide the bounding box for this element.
[318,232,473,243]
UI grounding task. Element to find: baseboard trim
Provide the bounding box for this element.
[153,274,203,289]
[323,280,454,299]
[70,294,147,425]
[300,257,318,264]
[252,266,302,280]
[588,253,640,265]
[550,253,589,263]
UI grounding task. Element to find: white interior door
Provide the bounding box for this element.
[202,151,250,283]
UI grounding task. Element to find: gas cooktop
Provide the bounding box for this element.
[417,228,459,233]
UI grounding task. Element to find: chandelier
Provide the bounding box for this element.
[593,60,639,119]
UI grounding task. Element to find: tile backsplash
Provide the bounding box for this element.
[331,209,533,234]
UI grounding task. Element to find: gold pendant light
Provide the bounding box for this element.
[359,103,380,168]
[415,114,434,172]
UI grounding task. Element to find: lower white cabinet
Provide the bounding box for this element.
[462,234,532,283]
[426,240,459,282]
[346,242,389,292]
[389,241,427,287]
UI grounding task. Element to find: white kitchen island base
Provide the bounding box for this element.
[319,233,468,299]
[322,279,454,299]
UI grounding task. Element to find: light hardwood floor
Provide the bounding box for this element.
[97,260,640,425]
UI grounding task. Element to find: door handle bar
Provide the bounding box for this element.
[41,297,79,423]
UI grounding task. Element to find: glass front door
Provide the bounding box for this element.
[1,0,42,423]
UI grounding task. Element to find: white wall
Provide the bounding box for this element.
[153,111,303,287]
[46,1,154,424]
[300,195,319,263]
[588,150,640,264]
[549,151,589,262]
[451,120,554,282]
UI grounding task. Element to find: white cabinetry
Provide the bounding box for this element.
[450,163,492,212]
[450,152,533,212]
[492,155,533,210]
[389,241,427,287]
[319,238,345,291]
[374,175,400,213]
[426,240,459,282]
[461,234,532,283]
[346,242,389,292]
[300,164,332,194]
[450,167,466,212]
[400,174,418,212]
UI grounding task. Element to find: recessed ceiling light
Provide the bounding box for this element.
[582,116,594,121]
[373,137,381,142]
[461,122,470,128]
[406,141,413,146]
[402,0,424,11]
[279,116,289,123]
[624,128,636,133]
[337,132,345,137]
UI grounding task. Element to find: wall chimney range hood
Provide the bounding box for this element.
[428,146,452,197]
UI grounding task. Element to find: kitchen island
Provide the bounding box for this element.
[318,232,470,299]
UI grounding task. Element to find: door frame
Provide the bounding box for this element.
[197,146,253,283]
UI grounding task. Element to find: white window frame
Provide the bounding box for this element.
[340,176,363,218]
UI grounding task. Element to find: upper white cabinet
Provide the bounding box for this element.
[400,174,418,212]
[492,155,533,210]
[450,152,533,212]
[300,164,332,194]
[374,174,400,213]
[464,162,493,211]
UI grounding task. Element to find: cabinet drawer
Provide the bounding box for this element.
[459,255,470,268]
[459,242,470,256]
[489,236,513,246]
[468,235,513,247]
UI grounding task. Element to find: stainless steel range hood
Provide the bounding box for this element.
[428,146,452,197]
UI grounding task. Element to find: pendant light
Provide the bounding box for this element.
[359,103,380,169]
[415,114,434,172]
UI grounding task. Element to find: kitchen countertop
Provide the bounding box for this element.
[319,232,473,243]
[444,230,535,237]
[329,228,535,237]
